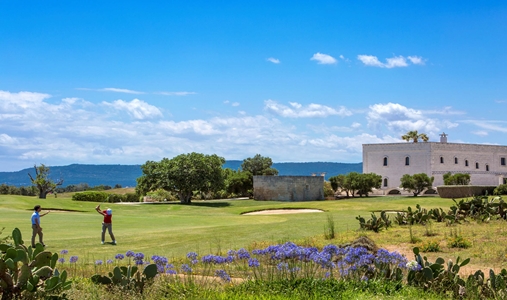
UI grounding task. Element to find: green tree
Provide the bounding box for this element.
[329,174,349,197]
[224,168,252,197]
[443,172,470,185]
[136,152,225,204]
[241,154,279,176]
[401,130,429,143]
[356,173,382,197]
[400,173,434,196]
[28,164,64,199]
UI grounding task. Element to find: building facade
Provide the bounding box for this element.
[363,134,507,192]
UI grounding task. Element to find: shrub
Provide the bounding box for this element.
[494,184,507,196]
[72,191,109,202]
[418,240,441,252]
[107,194,125,203]
[448,235,472,249]
[124,193,140,202]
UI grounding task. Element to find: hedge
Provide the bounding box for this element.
[72,191,109,202]
[437,185,497,198]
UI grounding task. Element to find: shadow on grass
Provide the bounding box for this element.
[186,202,231,208]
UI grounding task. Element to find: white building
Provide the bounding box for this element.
[362,133,507,193]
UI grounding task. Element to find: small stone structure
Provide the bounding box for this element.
[253,175,324,201]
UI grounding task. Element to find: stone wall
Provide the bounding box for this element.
[253,176,324,201]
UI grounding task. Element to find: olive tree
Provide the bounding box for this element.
[28,164,64,199]
[400,173,434,196]
[241,154,278,176]
[136,152,225,204]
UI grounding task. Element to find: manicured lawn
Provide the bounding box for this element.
[0,193,453,263]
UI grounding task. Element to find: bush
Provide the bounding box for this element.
[124,193,140,202]
[72,191,109,202]
[107,194,125,203]
[418,240,441,252]
[437,185,496,198]
[494,184,507,196]
[448,235,472,249]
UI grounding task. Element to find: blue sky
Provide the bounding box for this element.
[1,1,506,171]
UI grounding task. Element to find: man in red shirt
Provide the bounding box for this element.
[95,205,116,245]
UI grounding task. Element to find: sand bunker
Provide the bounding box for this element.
[243,209,324,215]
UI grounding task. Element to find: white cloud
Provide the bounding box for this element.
[407,56,425,65]
[357,55,384,67]
[385,56,408,68]
[0,90,51,110]
[231,102,240,107]
[310,52,337,64]
[358,55,426,68]
[367,102,457,137]
[103,99,163,120]
[155,91,197,96]
[265,100,352,118]
[267,57,280,64]
[472,130,489,136]
[76,87,144,94]
[461,120,507,133]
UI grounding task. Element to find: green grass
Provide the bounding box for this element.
[0,193,453,261]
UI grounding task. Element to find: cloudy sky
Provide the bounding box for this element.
[1,1,506,171]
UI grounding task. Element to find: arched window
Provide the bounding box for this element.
[440,156,444,164]
[486,164,490,171]
[405,156,410,166]
[383,157,388,166]
[465,160,469,167]
[475,162,479,169]
[383,178,388,187]
[454,157,458,164]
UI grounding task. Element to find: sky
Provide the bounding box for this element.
[1,1,506,172]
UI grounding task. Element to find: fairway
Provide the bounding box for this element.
[0,193,453,263]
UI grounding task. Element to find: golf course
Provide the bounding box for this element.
[3,190,507,299]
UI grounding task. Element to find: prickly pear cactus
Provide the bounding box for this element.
[91,263,158,294]
[0,228,71,300]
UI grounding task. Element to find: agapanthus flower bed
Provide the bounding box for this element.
[60,241,411,284]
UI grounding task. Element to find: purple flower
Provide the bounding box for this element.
[115,254,125,260]
[134,252,145,261]
[181,264,192,273]
[248,258,260,268]
[186,252,198,260]
[215,269,231,282]
[95,260,103,265]
[60,250,68,255]
[70,256,78,263]
[237,248,251,260]
[166,269,177,275]
[106,259,113,264]
[58,258,65,264]
[126,250,135,257]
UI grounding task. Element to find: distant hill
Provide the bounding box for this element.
[0,162,362,187]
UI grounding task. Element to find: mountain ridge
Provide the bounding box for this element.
[0,161,362,187]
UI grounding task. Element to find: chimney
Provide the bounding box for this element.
[440,132,448,143]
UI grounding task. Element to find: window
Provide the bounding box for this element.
[475,162,479,169]
[405,157,410,166]
[465,160,469,167]
[486,164,489,171]
[383,157,388,166]
[502,157,506,166]
[383,178,388,187]
[440,156,444,164]
[454,157,458,164]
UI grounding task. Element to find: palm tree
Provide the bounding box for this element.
[401,130,429,143]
